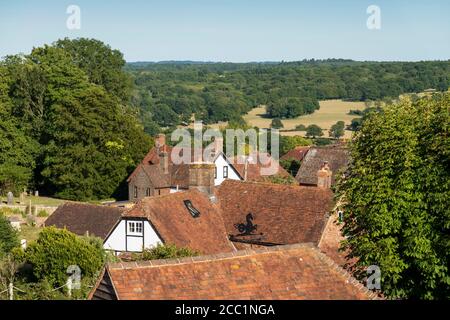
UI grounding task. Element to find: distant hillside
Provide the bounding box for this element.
[126,59,450,135]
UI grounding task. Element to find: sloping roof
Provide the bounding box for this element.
[230,152,291,182]
[295,145,349,186]
[45,203,123,240]
[123,190,235,255]
[127,146,238,189]
[216,180,334,246]
[280,146,310,161]
[99,244,377,300]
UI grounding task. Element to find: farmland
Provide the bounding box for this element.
[244,99,366,138]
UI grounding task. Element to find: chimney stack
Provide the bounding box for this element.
[189,163,215,195]
[159,151,169,173]
[317,162,332,188]
[155,134,166,152]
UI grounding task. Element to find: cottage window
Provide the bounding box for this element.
[146,188,151,197]
[214,166,217,179]
[128,221,143,235]
[223,166,228,178]
[134,186,138,198]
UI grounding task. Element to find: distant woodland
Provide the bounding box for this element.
[127,59,450,133]
[1,38,449,200]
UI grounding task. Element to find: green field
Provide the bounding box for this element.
[0,195,66,206]
[243,99,366,138]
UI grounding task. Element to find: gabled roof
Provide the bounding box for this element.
[123,190,235,255]
[96,243,377,300]
[45,203,123,240]
[295,145,349,186]
[280,146,310,162]
[216,180,334,246]
[127,146,241,188]
[229,152,291,182]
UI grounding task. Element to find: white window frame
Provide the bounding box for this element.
[128,221,143,235]
[223,166,228,178]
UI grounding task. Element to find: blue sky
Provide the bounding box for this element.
[1,0,449,62]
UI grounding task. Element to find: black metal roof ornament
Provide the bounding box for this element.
[234,213,258,235]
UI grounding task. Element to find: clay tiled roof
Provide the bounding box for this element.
[45,203,123,240]
[230,152,291,182]
[295,145,349,186]
[99,243,377,300]
[123,190,235,255]
[280,146,310,162]
[216,180,334,246]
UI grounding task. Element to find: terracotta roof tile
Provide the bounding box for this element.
[45,202,123,240]
[104,244,377,300]
[295,145,349,186]
[281,146,311,162]
[230,152,291,182]
[123,190,235,255]
[216,180,335,245]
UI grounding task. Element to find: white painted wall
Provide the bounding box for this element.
[214,153,241,186]
[103,219,162,253]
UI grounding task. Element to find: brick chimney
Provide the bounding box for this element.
[317,162,332,188]
[159,151,169,173]
[155,134,166,151]
[189,163,215,195]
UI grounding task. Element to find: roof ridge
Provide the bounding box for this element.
[108,243,317,270]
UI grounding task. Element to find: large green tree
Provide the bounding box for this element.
[336,93,450,299]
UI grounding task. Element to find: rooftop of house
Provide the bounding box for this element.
[295,145,349,186]
[123,189,235,255]
[45,202,123,240]
[280,146,311,162]
[229,152,291,182]
[216,180,335,246]
[94,243,377,300]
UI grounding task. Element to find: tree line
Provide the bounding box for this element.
[0,38,152,200]
[128,59,450,133]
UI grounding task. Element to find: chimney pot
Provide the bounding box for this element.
[317,161,332,188]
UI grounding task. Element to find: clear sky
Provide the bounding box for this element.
[1,0,449,62]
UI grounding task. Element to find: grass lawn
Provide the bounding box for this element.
[0,195,66,207]
[243,99,366,139]
[19,224,42,243]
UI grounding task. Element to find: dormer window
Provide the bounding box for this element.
[134,186,138,198]
[184,200,200,218]
[223,166,228,178]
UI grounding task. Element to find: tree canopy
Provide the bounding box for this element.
[0,38,152,200]
[336,93,450,299]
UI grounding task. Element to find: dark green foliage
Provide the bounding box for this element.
[280,135,312,155]
[313,138,334,146]
[24,227,105,287]
[134,243,199,261]
[295,124,307,131]
[329,121,345,139]
[0,214,20,256]
[271,118,284,129]
[267,97,320,119]
[280,158,301,177]
[336,93,450,299]
[1,39,153,200]
[306,124,323,138]
[128,59,450,128]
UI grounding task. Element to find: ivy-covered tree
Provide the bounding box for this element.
[336,93,450,299]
